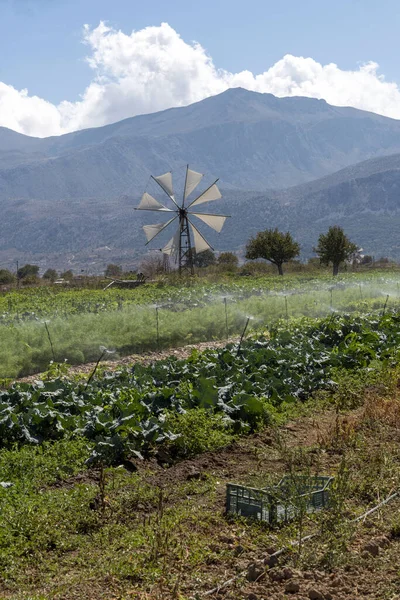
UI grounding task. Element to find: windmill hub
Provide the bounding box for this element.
[135,165,230,274]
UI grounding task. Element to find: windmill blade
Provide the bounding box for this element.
[152,172,179,207]
[184,167,204,202]
[136,192,173,212]
[162,225,181,257]
[188,180,221,208]
[143,217,177,244]
[189,219,214,253]
[189,212,228,233]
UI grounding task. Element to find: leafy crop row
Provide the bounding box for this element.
[1,311,399,464]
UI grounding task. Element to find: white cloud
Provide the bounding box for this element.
[1,21,400,137]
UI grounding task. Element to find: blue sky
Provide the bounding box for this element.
[1,0,400,136]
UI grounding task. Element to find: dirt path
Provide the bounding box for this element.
[19,336,240,383]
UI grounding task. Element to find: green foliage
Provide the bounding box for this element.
[0,269,15,285]
[1,311,400,463]
[60,269,73,280]
[105,264,122,278]
[17,263,39,280]
[193,249,216,268]
[314,226,358,276]
[43,268,58,282]
[218,252,239,270]
[164,408,235,457]
[245,228,300,275]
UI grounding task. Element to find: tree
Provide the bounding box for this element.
[314,226,358,276]
[245,228,300,276]
[105,264,122,278]
[43,268,58,282]
[17,264,39,280]
[218,252,239,270]
[60,269,73,280]
[0,269,15,285]
[193,249,216,268]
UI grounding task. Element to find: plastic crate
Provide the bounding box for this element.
[226,475,333,524]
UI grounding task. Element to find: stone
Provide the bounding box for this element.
[283,567,294,580]
[269,568,285,583]
[362,541,380,556]
[264,553,279,567]
[285,580,300,593]
[233,544,244,556]
[308,589,324,600]
[248,594,258,600]
[246,561,265,582]
[374,535,390,548]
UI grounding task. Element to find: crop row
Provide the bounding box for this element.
[1,311,399,464]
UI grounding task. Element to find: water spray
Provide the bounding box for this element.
[43,321,55,362]
[382,294,390,316]
[237,316,250,356]
[223,297,229,339]
[284,295,289,325]
[155,305,160,351]
[86,346,114,388]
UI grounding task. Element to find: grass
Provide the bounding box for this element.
[1,270,400,377]
[2,362,400,598]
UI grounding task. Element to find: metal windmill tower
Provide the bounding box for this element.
[136,166,229,274]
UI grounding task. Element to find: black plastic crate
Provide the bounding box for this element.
[226,475,333,524]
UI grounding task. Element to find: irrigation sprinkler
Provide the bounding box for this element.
[43,321,55,362]
[284,295,289,324]
[330,287,333,309]
[223,297,229,339]
[237,316,250,356]
[155,305,160,351]
[382,294,390,316]
[86,346,114,388]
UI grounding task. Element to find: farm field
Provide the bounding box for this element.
[1,270,400,378]
[1,303,400,598]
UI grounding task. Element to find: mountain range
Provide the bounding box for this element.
[1,87,400,270]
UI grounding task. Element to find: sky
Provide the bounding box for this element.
[1,0,400,137]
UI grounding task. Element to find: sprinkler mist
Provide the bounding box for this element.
[43,321,55,362]
[155,306,160,351]
[382,294,390,316]
[237,316,250,356]
[284,295,289,324]
[86,346,114,388]
[223,297,229,339]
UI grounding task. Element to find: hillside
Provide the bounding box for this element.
[3,90,400,267]
[3,88,400,197]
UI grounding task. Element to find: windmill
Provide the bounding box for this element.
[135,165,229,274]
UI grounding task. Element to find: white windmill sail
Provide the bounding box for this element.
[162,226,181,257]
[152,172,175,199]
[137,192,172,211]
[184,168,203,201]
[190,212,227,233]
[190,221,213,253]
[189,182,221,207]
[143,217,177,243]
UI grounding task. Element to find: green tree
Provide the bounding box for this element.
[314,226,358,276]
[193,249,216,268]
[17,264,39,280]
[43,268,58,282]
[245,228,300,276]
[105,264,122,278]
[218,252,238,270]
[60,270,73,280]
[0,269,15,284]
